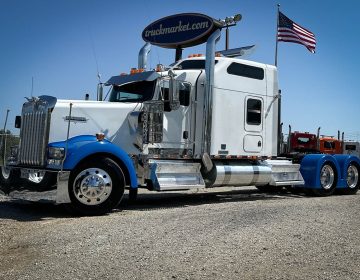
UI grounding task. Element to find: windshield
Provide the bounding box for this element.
[108,80,156,102]
[175,59,218,70]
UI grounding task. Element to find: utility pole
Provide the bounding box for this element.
[3,109,10,133]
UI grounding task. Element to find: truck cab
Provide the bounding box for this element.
[319,137,342,154]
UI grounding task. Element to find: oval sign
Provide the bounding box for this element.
[142,13,219,49]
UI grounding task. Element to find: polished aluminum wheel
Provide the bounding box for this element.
[73,168,113,206]
[320,164,335,190]
[1,166,11,180]
[28,171,46,184]
[346,165,359,189]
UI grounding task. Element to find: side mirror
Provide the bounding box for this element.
[15,116,21,129]
[168,70,180,110]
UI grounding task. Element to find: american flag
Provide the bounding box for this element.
[277,12,316,53]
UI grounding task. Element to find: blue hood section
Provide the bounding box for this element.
[48,135,138,188]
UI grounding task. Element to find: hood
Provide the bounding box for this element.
[49,100,141,155]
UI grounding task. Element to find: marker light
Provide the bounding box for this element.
[130,68,138,74]
[96,133,105,141]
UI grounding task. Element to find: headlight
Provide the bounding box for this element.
[48,147,65,159]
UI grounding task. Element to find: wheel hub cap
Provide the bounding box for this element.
[347,165,359,189]
[320,165,334,190]
[73,168,112,206]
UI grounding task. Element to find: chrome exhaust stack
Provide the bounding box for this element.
[138,42,151,70]
[202,29,221,155]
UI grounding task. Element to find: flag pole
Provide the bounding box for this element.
[275,3,280,67]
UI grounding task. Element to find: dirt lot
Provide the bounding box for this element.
[0,187,359,280]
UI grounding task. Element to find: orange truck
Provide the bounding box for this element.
[283,126,344,155]
[318,131,344,154]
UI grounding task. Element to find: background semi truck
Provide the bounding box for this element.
[0,13,359,215]
[282,126,358,156]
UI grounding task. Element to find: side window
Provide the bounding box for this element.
[161,81,191,112]
[227,63,264,80]
[179,82,191,106]
[345,145,356,151]
[246,99,262,125]
[324,141,335,149]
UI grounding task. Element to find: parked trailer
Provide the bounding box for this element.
[1,13,359,215]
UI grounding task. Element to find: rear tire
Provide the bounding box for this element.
[339,164,359,195]
[309,163,337,196]
[67,157,125,215]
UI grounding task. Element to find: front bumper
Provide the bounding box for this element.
[0,167,71,204]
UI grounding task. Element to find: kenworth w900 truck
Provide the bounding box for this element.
[1,13,359,215]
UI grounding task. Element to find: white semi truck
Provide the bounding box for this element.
[1,13,359,215]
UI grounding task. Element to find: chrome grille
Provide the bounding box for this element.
[18,96,56,167]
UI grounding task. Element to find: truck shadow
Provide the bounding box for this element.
[119,188,306,211]
[0,198,70,221]
[0,188,311,221]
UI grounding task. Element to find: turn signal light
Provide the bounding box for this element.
[130,68,138,74]
[96,133,105,141]
[188,54,204,58]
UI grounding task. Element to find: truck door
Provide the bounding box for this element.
[160,81,193,156]
[243,96,264,153]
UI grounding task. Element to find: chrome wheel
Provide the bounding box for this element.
[73,168,113,206]
[1,166,11,180]
[28,170,45,184]
[67,157,125,215]
[347,165,359,189]
[320,164,335,190]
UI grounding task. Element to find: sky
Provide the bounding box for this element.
[0,0,359,140]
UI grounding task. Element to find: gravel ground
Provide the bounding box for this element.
[0,187,359,280]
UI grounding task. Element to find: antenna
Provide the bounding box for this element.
[88,25,102,85]
[31,77,34,98]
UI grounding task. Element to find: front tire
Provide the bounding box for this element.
[309,163,337,196]
[67,157,125,215]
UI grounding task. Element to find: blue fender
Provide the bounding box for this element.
[300,154,341,189]
[332,154,360,188]
[48,135,138,188]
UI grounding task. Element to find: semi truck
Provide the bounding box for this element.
[283,126,347,156]
[343,141,360,157]
[1,13,359,215]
